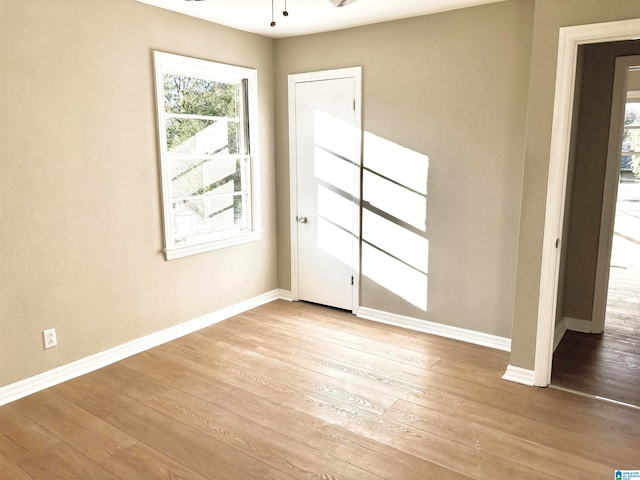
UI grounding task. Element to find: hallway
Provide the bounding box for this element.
[552,179,640,407]
[552,264,640,407]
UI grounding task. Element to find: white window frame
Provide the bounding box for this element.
[153,51,261,260]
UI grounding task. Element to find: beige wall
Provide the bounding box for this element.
[275,0,534,338]
[0,0,277,386]
[510,0,640,369]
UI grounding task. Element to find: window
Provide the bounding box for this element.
[153,51,261,260]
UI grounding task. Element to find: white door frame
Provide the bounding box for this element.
[287,67,363,313]
[592,55,640,334]
[534,18,640,387]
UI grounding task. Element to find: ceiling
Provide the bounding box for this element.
[136,0,506,38]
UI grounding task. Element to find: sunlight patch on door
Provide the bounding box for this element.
[314,146,356,195]
[318,186,353,232]
[317,216,353,267]
[312,111,358,271]
[314,110,357,163]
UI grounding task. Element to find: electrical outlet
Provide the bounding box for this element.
[43,328,57,349]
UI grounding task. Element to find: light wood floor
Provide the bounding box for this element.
[552,265,640,407]
[2,300,639,479]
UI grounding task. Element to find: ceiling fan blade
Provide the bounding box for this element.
[328,0,357,7]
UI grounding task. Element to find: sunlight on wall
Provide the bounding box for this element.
[362,132,430,311]
[362,242,429,311]
[364,132,429,194]
[363,170,426,230]
[363,209,428,273]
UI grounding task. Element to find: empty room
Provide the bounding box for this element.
[1,0,639,478]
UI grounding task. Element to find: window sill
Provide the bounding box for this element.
[164,230,262,260]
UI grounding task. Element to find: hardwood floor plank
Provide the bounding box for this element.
[264,301,513,370]
[211,387,472,480]
[212,324,463,415]
[384,398,613,478]
[163,330,404,419]
[204,318,531,417]
[11,390,137,464]
[281,391,562,480]
[0,405,59,463]
[119,350,238,402]
[555,331,640,359]
[551,370,640,406]
[74,387,295,480]
[100,442,209,480]
[149,339,299,403]
[16,442,120,480]
[0,452,34,480]
[208,319,441,384]
[525,397,640,450]
[146,388,387,480]
[228,310,442,371]
[238,303,509,371]
[453,393,640,467]
[207,337,399,415]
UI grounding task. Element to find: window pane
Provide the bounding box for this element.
[164,74,239,117]
[623,127,640,150]
[172,194,247,240]
[625,102,640,127]
[166,118,240,155]
[171,158,245,199]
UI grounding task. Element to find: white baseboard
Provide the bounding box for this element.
[0,289,286,407]
[564,316,592,333]
[277,289,293,301]
[357,307,511,352]
[502,364,535,386]
[554,318,567,351]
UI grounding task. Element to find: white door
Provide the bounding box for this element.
[288,69,361,311]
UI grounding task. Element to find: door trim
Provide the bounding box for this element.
[287,67,363,313]
[534,18,640,387]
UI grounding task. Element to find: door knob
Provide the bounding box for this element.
[297,216,308,224]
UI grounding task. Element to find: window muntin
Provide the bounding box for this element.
[154,52,260,259]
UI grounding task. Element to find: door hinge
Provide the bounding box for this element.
[351,275,354,285]
[352,99,356,111]
[555,238,560,249]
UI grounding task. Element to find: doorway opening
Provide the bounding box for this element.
[551,54,640,407]
[532,18,640,389]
